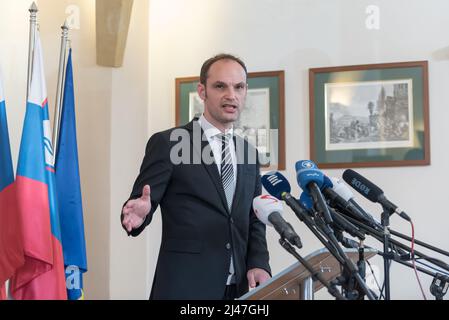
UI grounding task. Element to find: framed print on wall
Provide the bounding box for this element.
[309,61,430,169]
[175,70,285,171]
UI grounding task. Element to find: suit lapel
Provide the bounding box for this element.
[186,120,230,215]
[230,135,245,215]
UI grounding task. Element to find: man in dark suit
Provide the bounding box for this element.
[121,54,271,300]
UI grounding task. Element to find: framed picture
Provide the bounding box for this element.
[309,61,430,169]
[175,70,285,170]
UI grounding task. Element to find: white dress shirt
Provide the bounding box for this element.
[197,114,237,186]
[197,114,237,285]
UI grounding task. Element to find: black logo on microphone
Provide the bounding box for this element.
[351,178,371,196]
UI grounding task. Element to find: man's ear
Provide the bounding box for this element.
[197,82,206,100]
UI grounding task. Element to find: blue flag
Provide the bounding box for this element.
[55,49,87,300]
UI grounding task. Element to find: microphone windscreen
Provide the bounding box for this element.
[299,192,313,210]
[295,160,324,192]
[323,175,333,189]
[261,171,291,200]
[330,177,353,201]
[252,195,284,226]
[342,169,383,203]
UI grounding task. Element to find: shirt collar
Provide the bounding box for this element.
[198,114,233,141]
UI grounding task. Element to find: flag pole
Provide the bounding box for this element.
[52,21,69,161]
[26,2,38,100]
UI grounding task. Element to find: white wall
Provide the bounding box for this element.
[148,0,449,300]
[109,0,150,300]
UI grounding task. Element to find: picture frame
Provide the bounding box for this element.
[309,61,430,169]
[175,70,285,170]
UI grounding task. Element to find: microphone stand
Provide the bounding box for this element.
[339,209,449,259]
[430,274,449,300]
[277,237,346,300]
[388,229,449,258]
[309,183,333,225]
[340,214,449,273]
[375,248,449,300]
[333,229,371,300]
[302,191,376,300]
[381,208,393,300]
[283,194,363,299]
[326,193,449,259]
[357,241,367,300]
[339,212,449,300]
[283,193,375,300]
[282,193,375,300]
[283,193,345,264]
[312,210,376,300]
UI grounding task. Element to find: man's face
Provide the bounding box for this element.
[197,59,247,131]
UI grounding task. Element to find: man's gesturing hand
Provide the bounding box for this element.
[122,185,152,232]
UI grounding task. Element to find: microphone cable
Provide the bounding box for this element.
[410,220,427,300]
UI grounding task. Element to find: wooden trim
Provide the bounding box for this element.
[422,61,431,166]
[309,60,428,74]
[309,68,316,170]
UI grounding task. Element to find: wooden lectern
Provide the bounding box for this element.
[238,248,377,300]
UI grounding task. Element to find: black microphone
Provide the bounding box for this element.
[328,206,366,240]
[342,169,411,222]
[261,171,313,221]
[322,177,382,230]
[253,195,303,248]
[300,187,366,240]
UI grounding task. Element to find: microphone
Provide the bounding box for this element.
[301,189,366,240]
[253,195,303,248]
[342,169,411,222]
[261,171,351,268]
[299,191,314,211]
[261,171,291,200]
[296,160,333,225]
[262,172,376,301]
[296,168,366,240]
[323,177,383,230]
[261,171,314,223]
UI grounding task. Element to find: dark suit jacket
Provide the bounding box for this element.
[122,120,271,299]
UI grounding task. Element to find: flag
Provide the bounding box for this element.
[0,72,24,299]
[0,285,6,300]
[55,49,87,300]
[9,31,67,300]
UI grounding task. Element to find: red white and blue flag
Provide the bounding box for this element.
[9,31,67,300]
[0,71,24,300]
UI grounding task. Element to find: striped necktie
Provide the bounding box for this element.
[219,133,234,210]
[218,133,236,284]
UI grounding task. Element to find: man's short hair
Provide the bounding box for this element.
[199,53,248,85]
